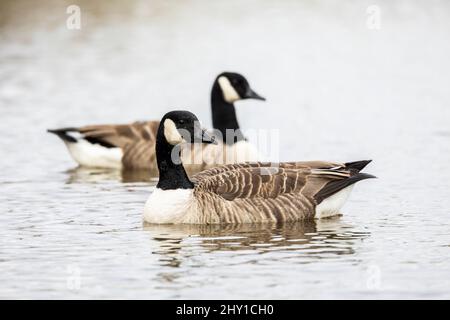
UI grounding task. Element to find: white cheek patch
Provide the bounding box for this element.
[218,76,240,103]
[164,119,183,145]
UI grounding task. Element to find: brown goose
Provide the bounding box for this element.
[143,110,376,224]
[47,72,265,170]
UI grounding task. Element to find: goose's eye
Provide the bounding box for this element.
[179,119,185,125]
[233,79,244,89]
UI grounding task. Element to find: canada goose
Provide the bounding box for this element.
[143,110,376,224]
[48,72,265,170]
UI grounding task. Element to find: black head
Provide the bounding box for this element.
[159,110,216,146]
[215,72,265,103]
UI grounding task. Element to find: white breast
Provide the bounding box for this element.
[208,140,260,165]
[227,140,260,163]
[65,139,123,169]
[143,188,194,224]
[180,140,260,167]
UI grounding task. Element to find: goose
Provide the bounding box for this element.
[47,72,265,170]
[143,110,376,224]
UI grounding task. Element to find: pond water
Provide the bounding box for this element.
[0,0,449,299]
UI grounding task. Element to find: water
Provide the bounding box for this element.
[1,0,450,299]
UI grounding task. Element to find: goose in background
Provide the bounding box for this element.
[143,110,376,225]
[48,72,265,171]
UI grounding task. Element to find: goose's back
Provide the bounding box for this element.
[191,162,347,224]
[74,120,160,169]
[78,120,159,149]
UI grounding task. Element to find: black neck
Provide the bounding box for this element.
[211,82,246,144]
[155,127,194,190]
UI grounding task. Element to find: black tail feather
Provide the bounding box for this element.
[47,128,77,143]
[315,172,376,204]
[345,160,372,172]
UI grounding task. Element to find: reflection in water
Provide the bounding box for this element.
[65,166,159,183]
[144,219,370,270]
[65,164,210,184]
